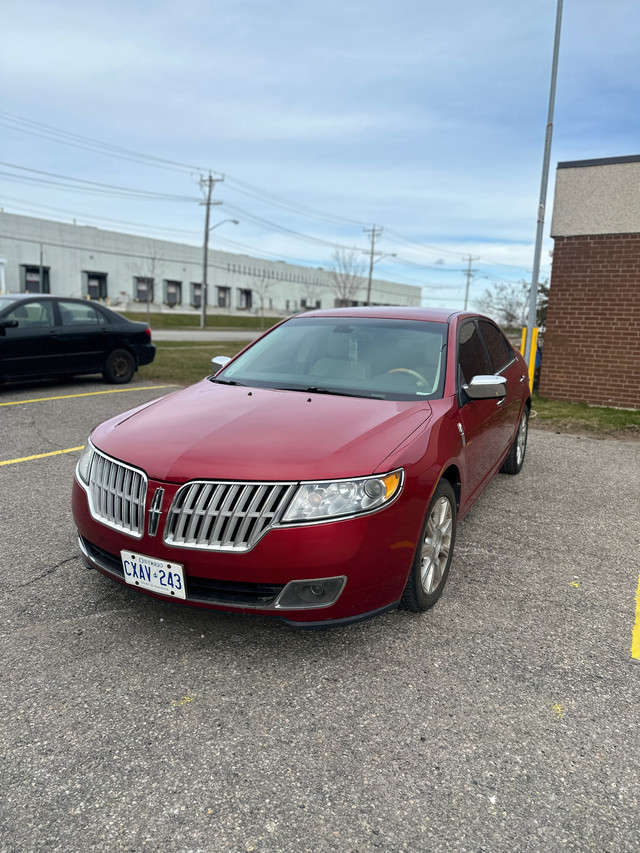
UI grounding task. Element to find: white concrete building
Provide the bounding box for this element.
[0,212,420,315]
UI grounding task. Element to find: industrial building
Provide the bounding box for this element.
[0,212,420,316]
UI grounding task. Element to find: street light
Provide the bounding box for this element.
[200,218,239,328]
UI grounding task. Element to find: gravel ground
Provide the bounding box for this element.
[1,378,639,853]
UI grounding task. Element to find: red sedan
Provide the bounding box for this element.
[72,307,530,627]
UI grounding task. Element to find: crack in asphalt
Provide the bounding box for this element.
[14,555,79,588]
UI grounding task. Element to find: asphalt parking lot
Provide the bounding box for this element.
[1,377,639,853]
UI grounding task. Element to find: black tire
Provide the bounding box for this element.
[501,407,529,475]
[103,349,136,384]
[402,479,457,612]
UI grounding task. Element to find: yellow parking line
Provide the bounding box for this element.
[0,385,175,407]
[0,446,85,466]
[632,575,640,660]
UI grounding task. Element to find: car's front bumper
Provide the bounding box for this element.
[72,476,424,625]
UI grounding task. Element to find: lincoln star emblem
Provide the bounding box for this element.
[148,488,165,537]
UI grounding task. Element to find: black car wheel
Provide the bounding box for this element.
[501,407,529,475]
[103,349,136,384]
[402,479,457,612]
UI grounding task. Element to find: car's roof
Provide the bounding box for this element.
[0,293,84,302]
[294,306,470,323]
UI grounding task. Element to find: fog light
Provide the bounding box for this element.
[275,577,346,610]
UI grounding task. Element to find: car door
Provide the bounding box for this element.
[0,299,60,379]
[55,300,110,374]
[456,319,511,501]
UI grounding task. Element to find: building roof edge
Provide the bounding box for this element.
[557,154,640,170]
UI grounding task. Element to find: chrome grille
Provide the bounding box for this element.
[86,450,147,538]
[164,481,297,552]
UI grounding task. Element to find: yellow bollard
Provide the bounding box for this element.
[528,327,538,391]
[520,327,539,391]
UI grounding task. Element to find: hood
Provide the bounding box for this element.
[91,380,433,483]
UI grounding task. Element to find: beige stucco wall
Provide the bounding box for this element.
[551,158,640,237]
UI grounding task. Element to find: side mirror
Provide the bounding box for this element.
[210,355,232,375]
[0,319,19,336]
[463,374,507,400]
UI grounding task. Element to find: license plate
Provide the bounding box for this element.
[120,550,187,600]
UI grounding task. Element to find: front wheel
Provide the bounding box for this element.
[501,407,529,475]
[103,349,135,384]
[402,479,457,612]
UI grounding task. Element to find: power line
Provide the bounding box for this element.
[1,111,552,284]
[0,111,206,175]
[0,195,202,238]
[0,161,200,201]
[0,109,507,267]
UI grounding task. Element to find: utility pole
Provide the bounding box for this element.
[200,173,223,329]
[364,225,383,305]
[463,256,480,310]
[525,0,563,367]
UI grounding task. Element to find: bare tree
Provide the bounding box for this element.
[475,279,549,329]
[328,248,365,307]
[133,243,165,324]
[253,275,274,329]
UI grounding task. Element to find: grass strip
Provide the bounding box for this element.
[138,340,248,385]
[122,311,279,331]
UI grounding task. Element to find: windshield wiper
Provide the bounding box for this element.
[283,385,386,399]
[210,377,245,386]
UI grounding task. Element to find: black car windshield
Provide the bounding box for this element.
[213,317,447,401]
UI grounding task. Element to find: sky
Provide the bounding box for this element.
[1,0,638,309]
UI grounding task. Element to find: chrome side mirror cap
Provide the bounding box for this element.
[464,374,507,400]
[210,355,232,374]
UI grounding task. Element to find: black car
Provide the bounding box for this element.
[0,294,155,384]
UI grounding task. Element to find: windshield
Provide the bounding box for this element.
[214,316,448,401]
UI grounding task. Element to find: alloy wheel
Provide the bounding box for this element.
[420,496,453,595]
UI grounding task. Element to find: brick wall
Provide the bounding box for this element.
[539,233,640,410]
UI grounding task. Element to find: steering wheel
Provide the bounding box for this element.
[386,368,429,387]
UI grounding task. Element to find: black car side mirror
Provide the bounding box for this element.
[0,319,19,336]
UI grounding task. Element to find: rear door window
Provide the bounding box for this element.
[58,301,103,326]
[478,320,514,374]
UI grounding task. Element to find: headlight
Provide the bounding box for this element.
[76,441,95,485]
[282,470,403,523]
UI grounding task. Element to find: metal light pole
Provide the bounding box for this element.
[524,0,564,366]
[200,208,240,329]
[200,217,239,328]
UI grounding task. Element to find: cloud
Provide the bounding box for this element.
[0,0,636,299]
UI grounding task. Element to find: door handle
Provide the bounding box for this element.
[519,374,526,383]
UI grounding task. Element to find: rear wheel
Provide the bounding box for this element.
[501,407,529,474]
[402,479,457,612]
[103,349,135,384]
